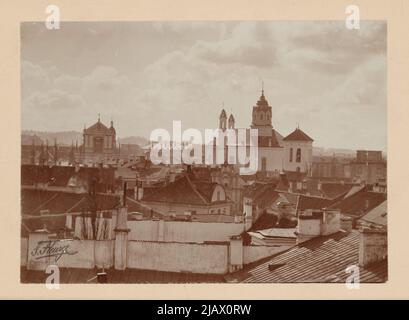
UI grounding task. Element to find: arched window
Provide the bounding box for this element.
[296,148,301,163]
[260,114,263,120]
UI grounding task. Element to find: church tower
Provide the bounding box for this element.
[251,87,273,137]
[228,114,235,129]
[219,109,227,130]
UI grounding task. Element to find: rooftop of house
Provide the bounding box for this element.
[141,174,227,206]
[328,186,387,218]
[21,188,120,217]
[283,127,314,142]
[84,119,115,135]
[21,164,115,191]
[243,182,279,207]
[358,200,387,227]
[225,230,387,283]
[320,182,358,199]
[296,194,341,214]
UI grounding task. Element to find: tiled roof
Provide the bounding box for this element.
[141,175,223,205]
[21,165,116,192]
[21,189,120,216]
[21,215,67,237]
[258,134,281,148]
[283,128,313,142]
[359,200,387,227]
[328,187,387,217]
[296,195,339,213]
[248,213,279,231]
[278,192,299,206]
[126,196,164,219]
[320,183,357,199]
[21,267,224,284]
[244,183,279,207]
[225,230,387,283]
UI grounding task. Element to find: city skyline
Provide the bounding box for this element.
[21,21,387,151]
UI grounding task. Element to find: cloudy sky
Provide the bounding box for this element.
[21,21,386,150]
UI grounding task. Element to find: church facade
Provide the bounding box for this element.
[218,90,314,175]
[81,117,119,163]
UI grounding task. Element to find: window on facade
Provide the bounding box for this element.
[289,148,293,162]
[296,148,301,162]
[217,191,220,201]
[296,167,300,172]
[260,114,263,120]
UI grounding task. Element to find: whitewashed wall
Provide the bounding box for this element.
[127,220,244,243]
[127,241,229,274]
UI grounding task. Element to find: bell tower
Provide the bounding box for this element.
[251,84,273,136]
[219,109,227,130]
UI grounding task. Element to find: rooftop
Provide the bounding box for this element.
[283,128,314,142]
[225,230,387,283]
[359,200,387,227]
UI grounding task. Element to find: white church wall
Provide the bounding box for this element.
[283,141,313,173]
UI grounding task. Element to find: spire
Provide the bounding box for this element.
[98,113,101,122]
[261,80,264,97]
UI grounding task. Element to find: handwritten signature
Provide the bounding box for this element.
[31,240,78,261]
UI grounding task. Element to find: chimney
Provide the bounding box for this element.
[136,180,144,201]
[359,228,387,267]
[133,185,138,200]
[340,215,353,232]
[297,209,341,243]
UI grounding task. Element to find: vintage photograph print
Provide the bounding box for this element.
[20,20,387,285]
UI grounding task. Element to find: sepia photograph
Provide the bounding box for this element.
[20,20,387,285]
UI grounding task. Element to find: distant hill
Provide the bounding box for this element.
[313,147,357,158]
[118,136,149,146]
[21,130,148,147]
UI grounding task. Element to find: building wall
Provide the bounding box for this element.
[127,241,229,274]
[350,162,386,184]
[257,147,284,173]
[27,233,97,270]
[127,220,244,243]
[283,141,313,173]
